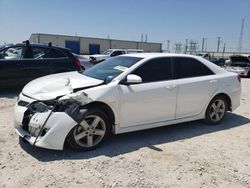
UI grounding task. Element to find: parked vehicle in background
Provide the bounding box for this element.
[196,53,225,66]
[0,41,82,88]
[14,53,241,151]
[209,57,225,66]
[90,49,144,63]
[72,53,93,70]
[196,52,211,60]
[224,55,250,77]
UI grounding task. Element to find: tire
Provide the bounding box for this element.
[247,71,250,78]
[204,96,228,125]
[67,107,111,151]
[81,66,85,71]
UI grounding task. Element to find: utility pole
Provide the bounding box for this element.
[189,40,197,54]
[141,33,143,42]
[185,39,188,54]
[238,18,245,53]
[201,38,205,52]
[167,40,170,53]
[217,37,221,52]
[175,43,182,53]
[223,43,226,58]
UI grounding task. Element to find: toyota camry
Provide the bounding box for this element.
[14,53,241,150]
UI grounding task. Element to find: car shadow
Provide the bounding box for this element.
[19,112,250,162]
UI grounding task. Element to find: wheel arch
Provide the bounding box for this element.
[83,101,116,126]
[211,93,232,111]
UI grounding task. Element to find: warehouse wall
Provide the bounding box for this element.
[30,34,80,48]
[138,42,162,52]
[110,40,137,50]
[80,38,110,54]
[30,34,162,54]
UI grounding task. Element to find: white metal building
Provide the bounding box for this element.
[29,33,162,54]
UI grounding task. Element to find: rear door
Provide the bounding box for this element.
[172,57,217,119]
[0,46,27,87]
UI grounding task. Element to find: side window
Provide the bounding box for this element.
[32,47,47,59]
[132,57,172,83]
[173,57,214,79]
[32,47,66,59]
[47,48,67,58]
[0,47,25,60]
[111,51,123,57]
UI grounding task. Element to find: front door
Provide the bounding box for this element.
[118,57,177,127]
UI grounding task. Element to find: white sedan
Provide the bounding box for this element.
[14,53,241,151]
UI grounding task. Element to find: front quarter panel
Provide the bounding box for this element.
[80,83,120,124]
[35,112,77,150]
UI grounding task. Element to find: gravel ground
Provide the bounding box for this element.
[0,79,249,188]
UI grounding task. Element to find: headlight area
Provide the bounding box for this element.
[22,96,89,145]
[22,101,54,143]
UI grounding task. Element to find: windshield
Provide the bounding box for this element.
[83,56,143,81]
[102,50,113,55]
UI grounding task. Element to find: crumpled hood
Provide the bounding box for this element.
[22,71,103,101]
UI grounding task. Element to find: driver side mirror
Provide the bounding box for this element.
[123,74,142,84]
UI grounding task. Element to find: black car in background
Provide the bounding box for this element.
[0,41,82,88]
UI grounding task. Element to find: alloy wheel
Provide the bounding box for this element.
[73,115,106,148]
[209,99,226,122]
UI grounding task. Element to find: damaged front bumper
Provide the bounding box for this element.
[14,93,88,150]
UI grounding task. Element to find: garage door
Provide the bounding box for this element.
[65,40,80,54]
[89,44,100,55]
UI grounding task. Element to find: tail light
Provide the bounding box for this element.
[75,59,81,71]
[237,75,241,83]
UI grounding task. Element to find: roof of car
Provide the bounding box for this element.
[122,53,199,59]
[230,54,250,58]
[6,43,69,51]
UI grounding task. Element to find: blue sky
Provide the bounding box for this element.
[0,0,250,52]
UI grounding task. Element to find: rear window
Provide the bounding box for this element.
[173,57,214,79]
[32,47,67,59]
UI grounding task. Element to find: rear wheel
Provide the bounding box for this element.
[81,66,85,71]
[204,96,227,125]
[67,108,111,151]
[247,71,250,78]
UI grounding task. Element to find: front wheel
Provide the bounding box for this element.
[67,108,111,151]
[204,96,227,125]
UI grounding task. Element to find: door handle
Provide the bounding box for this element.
[209,80,218,84]
[166,85,177,90]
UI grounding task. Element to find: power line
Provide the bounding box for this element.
[175,42,182,53]
[189,40,197,54]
